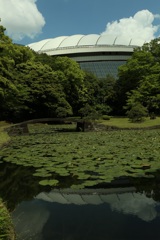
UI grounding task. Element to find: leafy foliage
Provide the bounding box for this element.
[0,199,15,240]
[0,22,117,121]
[1,20,160,121]
[126,103,148,122]
[116,38,160,115]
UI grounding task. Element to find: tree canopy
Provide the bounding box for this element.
[115,38,160,116]
[1,21,160,122]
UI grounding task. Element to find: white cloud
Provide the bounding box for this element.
[101,10,160,46]
[0,0,45,41]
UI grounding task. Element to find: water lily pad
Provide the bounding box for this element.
[70,184,85,190]
[33,172,52,177]
[77,173,90,180]
[39,179,59,186]
[83,180,100,187]
[1,125,160,188]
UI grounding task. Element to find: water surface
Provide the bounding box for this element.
[1,162,160,240]
[12,188,160,240]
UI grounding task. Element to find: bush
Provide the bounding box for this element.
[126,103,148,123]
[78,104,100,120]
[102,115,110,120]
[149,112,156,120]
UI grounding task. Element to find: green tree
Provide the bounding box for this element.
[48,56,87,115]
[115,38,160,115]
[0,22,37,121]
[96,75,116,114]
[82,72,115,115]
[0,24,12,44]
[125,73,160,116]
[78,103,99,120]
[0,24,19,120]
[15,61,72,120]
[0,22,74,121]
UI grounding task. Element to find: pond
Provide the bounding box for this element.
[1,124,160,239]
[12,188,160,240]
[1,161,160,239]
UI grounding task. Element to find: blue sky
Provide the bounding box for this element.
[0,0,160,45]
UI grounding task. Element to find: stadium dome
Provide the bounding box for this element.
[28,34,142,78]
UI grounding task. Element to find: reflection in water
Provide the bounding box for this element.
[1,162,160,239]
[13,200,49,240]
[12,189,160,240]
[36,189,158,222]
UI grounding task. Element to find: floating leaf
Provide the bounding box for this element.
[70,184,85,190]
[33,172,52,177]
[1,125,160,188]
[39,179,59,186]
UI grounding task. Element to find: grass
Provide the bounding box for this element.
[0,122,10,148]
[0,199,15,240]
[0,122,15,240]
[99,116,160,128]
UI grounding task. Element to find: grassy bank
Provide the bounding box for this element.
[0,199,15,240]
[99,116,160,129]
[0,122,10,148]
[0,122,15,240]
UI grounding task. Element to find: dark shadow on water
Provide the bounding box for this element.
[0,162,51,210]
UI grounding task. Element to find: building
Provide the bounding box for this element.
[28,34,142,78]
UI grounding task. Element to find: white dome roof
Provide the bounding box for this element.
[27,34,143,53]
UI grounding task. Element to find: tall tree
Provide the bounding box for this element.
[115,39,160,114]
[45,56,87,115]
[15,61,72,120]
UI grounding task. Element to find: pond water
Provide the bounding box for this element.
[12,189,160,240]
[1,162,160,240]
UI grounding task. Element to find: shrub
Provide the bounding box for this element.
[102,115,110,120]
[149,112,156,120]
[78,104,100,120]
[126,103,148,123]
